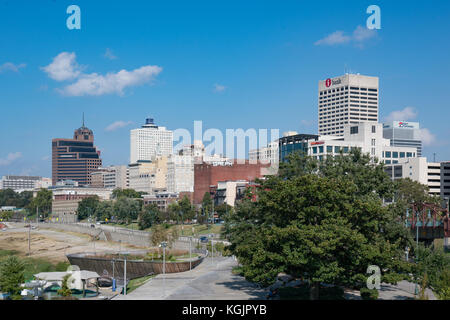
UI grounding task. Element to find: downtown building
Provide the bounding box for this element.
[383,121,422,157]
[52,121,102,186]
[279,122,418,164]
[0,175,51,192]
[89,165,129,189]
[130,118,173,163]
[318,74,379,136]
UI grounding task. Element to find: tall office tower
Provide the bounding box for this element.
[318,74,379,136]
[52,118,102,186]
[130,118,173,164]
[383,121,422,157]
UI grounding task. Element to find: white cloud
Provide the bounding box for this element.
[315,25,377,47]
[300,119,314,127]
[42,52,82,81]
[0,152,22,166]
[60,65,162,96]
[384,107,418,122]
[104,48,118,60]
[0,62,26,73]
[352,25,377,42]
[213,84,226,93]
[314,31,351,46]
[419,128,437,147]
[105,120,133,132]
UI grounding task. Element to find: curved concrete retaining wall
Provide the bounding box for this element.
[66,251,206,280]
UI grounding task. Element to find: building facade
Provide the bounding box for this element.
[280,123,417,164]
[89,165,128,189]
[383,121,422,157]
[52,122,102,186]
[441,162,450,206]
[130,118,173,163]
[193,160,270,204]
[128,157,168,194]
[318,74,379,136]
[0,176,51,192]
[384,157,441,196]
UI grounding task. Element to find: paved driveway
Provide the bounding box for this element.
[114,257,267,300]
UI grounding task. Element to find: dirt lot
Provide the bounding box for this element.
[0,223,147,263]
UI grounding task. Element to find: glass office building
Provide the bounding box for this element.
[383,121,422,157]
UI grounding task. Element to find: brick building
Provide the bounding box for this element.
[193,160,270,204]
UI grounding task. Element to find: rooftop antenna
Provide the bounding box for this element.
[82,112,85,127]
[433,153,436,162]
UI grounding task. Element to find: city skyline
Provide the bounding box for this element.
[1,0,450,177]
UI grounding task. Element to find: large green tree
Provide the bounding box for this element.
[138,204,161,230]
[77,196,100,220]
[225,150,411,299]
[113,198,142,224]
[0,255,25,300]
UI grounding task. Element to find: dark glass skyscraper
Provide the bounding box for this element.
[52,118,102,186]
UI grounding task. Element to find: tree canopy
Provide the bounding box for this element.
[225,150,413,298]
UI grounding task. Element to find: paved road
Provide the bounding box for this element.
[114,256,267,300]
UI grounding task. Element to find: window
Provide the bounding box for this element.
[400,152,405,158]
[393,152,399,158]
[343,147,349,153]
[372,125,376,133]
[327,146,332,153]
[371,139,376,146]
[385,160,391,164]
[335,146,340,153]
[350,126,358,134]
[312,147,317,154]
[407,152,412,158]
[385,151,391,158]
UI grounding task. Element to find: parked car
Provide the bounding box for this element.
[200,236,209,243]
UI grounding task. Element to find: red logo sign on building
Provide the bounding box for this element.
[325,78,331,87]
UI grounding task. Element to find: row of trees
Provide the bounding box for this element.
[0,188,52,218]
[78,187,233,230]
[223,150,449,299]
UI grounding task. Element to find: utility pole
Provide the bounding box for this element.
[28,223,31,256]
[123,254,127,295]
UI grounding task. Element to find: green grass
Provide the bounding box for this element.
[171,224,224,237]
[126,275,155,294]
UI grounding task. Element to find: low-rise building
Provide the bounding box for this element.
[0,175,52,192]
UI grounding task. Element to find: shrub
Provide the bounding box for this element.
[360,287,379,300]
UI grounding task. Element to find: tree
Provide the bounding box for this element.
[413,243,450,300]
[179,196,195,222]
[112,188,146,199]
[215,203,233,220]
[139,204,161,230]
[113,198,141,224]
[201,192,213,225]
[77,196,100,220]
[0,189,33,208]
[27,189,52,218]
[57,274,72,297]
[0,255,25,300]
[95,201,114,221]
[225,150,411,299]
[167,202,180,222]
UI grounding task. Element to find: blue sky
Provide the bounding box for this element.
[1,0,449,177]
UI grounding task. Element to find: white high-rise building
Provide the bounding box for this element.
[130,118,173,164]
[318,74,379,136]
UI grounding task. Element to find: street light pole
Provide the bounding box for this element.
[415,208,419,296]
[189,236,192,271]
[124,254,127,295]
